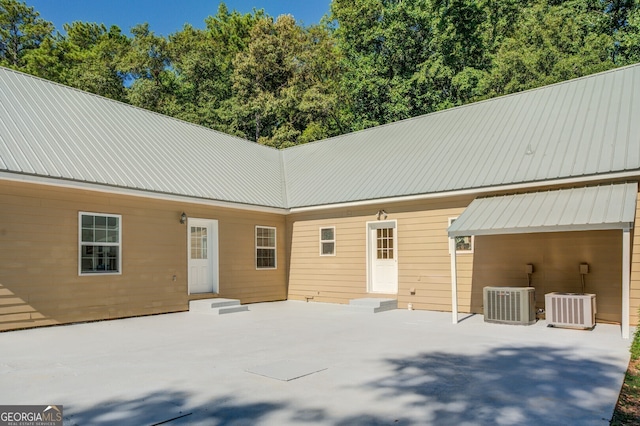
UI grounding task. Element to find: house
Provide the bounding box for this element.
[1,64,639,337]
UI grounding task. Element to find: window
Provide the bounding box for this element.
[79,212,121,274]
[190,226,208,260]
[320,227,335,256]
[448,217,474,253]
[376,227,394,259]
[256,226,276,269]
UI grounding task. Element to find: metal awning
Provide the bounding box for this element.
[448,183,638,237]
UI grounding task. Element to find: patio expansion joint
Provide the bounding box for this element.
[246,359,328,381]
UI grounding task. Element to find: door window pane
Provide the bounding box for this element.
[191,226,208,259]
[376,228,394,260]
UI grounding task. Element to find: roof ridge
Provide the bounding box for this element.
[279,149,290,208]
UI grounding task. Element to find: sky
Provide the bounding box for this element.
[27,0,332,36]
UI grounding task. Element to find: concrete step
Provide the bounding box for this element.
[212,305,249,315]
[189,298,248,315]
[348,298,397,313]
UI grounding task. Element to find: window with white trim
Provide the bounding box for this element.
[256,226,276,269]
[320,227,335,256]
[449,217,473,253]
[79,212,122,274]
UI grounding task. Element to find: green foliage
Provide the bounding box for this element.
[618,5,640,64]
[631,326,640,361]
[61,23,128,100]
[332,0,437,128]
[610,323,640,424]
[3,0,640,147]
[0,0,53,67]
[226,14,343,147]
[480,0,618,97]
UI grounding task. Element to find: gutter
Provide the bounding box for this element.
[0,171,288,215]
[287,171,640,213]
[3,169,639,216]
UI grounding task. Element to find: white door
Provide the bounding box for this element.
[188,219,219,294]
[368,221,398,294]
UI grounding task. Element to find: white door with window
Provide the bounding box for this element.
[367,221,398,294]
[188,218,219,294]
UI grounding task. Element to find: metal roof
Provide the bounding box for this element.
[283,63,640,208]
[1,64,640,210]
[447,183,638,237]
[0,67,285,208]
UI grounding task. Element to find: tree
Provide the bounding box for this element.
[331,0,491,128]
[618,4,640,63]
[296,24,346,143]
[611,0,640,64]
[165,4,260,130]
[0,0,53,68]
[22,22,129,101]
[332,0,437,129]
[120,22,174,112]
[480,0,618,96]
[227,15,343,147]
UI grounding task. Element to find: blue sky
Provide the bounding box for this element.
[27,0,332,36]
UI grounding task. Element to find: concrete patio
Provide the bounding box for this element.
[0,301,632,425]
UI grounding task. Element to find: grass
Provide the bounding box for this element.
[611,328,640,425]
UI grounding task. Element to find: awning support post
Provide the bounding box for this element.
[622,228,631,339]
[450,237,458,324]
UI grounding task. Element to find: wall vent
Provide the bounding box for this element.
[545,292,596,329]
[483,287,536,325]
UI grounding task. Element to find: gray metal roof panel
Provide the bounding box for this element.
[448,183,638,237]
[283,64,640,207]
[0,67,284,208]
[2,64,640,210]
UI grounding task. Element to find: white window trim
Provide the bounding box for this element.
[448,217,474,254]
[255,225,277,270]
[78,211,122,276]
[319,226,336,256]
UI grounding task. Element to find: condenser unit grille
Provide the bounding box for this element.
[545,293,596,329]
[483,287,536,325]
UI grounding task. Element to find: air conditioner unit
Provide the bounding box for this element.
[545,292,596,329]
[483,287,536,325]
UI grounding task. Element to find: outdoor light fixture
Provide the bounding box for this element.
[180,212,187,224]
[376,209,388,220]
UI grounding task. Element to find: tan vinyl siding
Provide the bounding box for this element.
[3,179,638,331]
[0,180,286,331]
[181,205,287,303]
[288,214,368,303]
[288,189,638,326]
[287,196,476,310]
[471,231,623,323]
